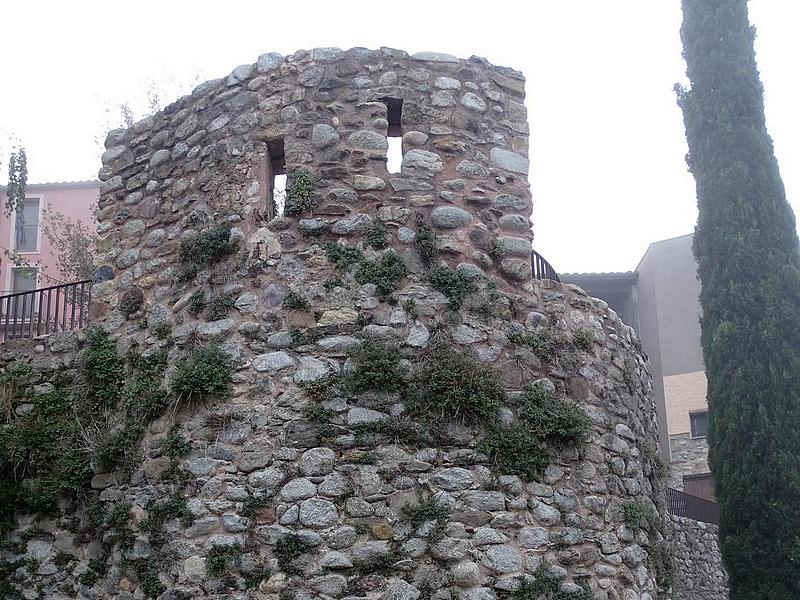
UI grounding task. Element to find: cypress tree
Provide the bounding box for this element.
[676,1,800,597]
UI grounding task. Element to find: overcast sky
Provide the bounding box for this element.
[1,1,797,273]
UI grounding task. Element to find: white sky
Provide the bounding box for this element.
[0,0,797,273]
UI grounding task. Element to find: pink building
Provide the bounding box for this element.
[0,181,99,295]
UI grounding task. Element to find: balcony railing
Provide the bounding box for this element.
[531,249,560,282]
[666,487,719,524]
[0,280,92,343]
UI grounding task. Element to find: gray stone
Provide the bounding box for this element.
[461,92,487,112]
[116,248,140,269]
[348,130,388,150]
[353,175,386,190]
[299,498,338,528]
[352,541,392,565]
[431,468,474,491]
[494,236,531,257]
[384,580,421,600]
[412,51,460,62]
[263,283,288,308]
[402,149,443,175]
[149,149,170,167]
[311,124,340,149]
[531,500,561,525]
[299,447,336,476]
[279,478,317,502]
[257,52,283,72]
[435,77,462,90]
[406,324,430,347]
[331,213,374,235]
[461,491,505,511]
[456,160,489,178]
[430,206,472,229]
[197,318,236,341]
[248,468,285,493]
[294,357,331,383]
[346,407,388,426]
[490,148,529,174]
[481,545,522,573]
[451,560,481,587]
[321,551,353,569]
[518,527,549,548]
[235,292,258,313]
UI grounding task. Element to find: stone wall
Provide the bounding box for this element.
[2,48,674,600]
[668,433,709,490]
[670,516,728,600]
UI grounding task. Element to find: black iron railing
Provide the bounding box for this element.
[666,487,719,524]
[531,249,560,282]
[0,280,92,342]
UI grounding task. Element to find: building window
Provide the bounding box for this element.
[690,411,708,438]
[382,98,403,174]
[14,198,40,252]
[266,138,286,218]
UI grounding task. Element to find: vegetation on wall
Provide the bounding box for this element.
[677,1,800,596]
[0,330,232,537]
[324,242,408,299]
[178,223,238,280]
[284,168,314,216]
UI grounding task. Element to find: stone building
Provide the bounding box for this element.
[1,47,687,599]
[562,234,713,499]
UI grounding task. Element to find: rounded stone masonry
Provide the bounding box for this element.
[1,48,671,600]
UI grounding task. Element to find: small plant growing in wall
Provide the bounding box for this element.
[354,250,408,298]
[573,327,595,351]
[282,290,309,311]
[414,224,438,267]
[324,242,364,269]
[284,168,314,216]
[365,221,388,249]
[170,345,233,405]
[178,223,239,279]
[623,499,647,528]
[273,534,314,575]
[408,341,504,426]
[428,265,478,310]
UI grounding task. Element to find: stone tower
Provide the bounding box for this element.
[3,48,669,600]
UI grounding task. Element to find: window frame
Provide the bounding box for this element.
[5,266,40,319]
[689,410,709,439]
[10,194,44,254]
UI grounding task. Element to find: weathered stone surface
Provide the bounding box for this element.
[9,47,674,600]
[430,206,472,229]
[312,124,340,149]
[490,147,529,174]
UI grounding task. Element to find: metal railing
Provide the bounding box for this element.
[666,487,719,524]
[531,249,560,282]
[0,280,92,342]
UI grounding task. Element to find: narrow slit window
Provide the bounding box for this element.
[382,98,403,174]
[690,411,708,438]
[267,138,286,217]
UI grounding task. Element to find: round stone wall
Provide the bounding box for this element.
[2,48,669,600]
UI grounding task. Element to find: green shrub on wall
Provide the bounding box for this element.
[170,345,233,404]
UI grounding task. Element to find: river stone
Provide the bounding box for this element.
[384,580,421,600]
[197,319,236,341]
[490,148,529,174]
[481,545,522,573]
[294,357,331,382]
[518,527,549,548]
[431,468,474,491]
[461,92,487,112]
[494,236,531,257]
[257,52,283,72]
[353,175,386,190]
[348,130,388,150]
[299,498,338,528]
[280,478,317,502]
[331,213,373,235]
[402,149,443,175]
[299,447,336,476]
[252,351,295,372]
[312,124,340,149]
[451,560,481,587]
[430,206,472,229]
